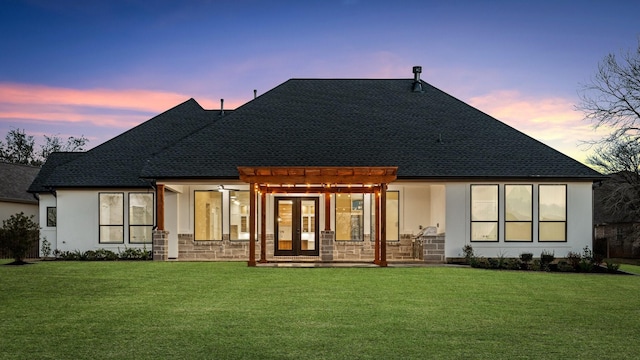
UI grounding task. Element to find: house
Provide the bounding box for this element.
[1,162,40,258]
[29,67,604,265]
[1,162,39,223]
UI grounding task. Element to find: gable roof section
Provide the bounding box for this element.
[0,162,40,204]
[40,98,225,189]
[27,152,84,193]
[141,79,603,180]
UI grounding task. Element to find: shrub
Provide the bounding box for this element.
[530,259,542,271]
[567,251,581,271]
[0,212,39,264]
[577,246,601,272]
[471,257,490,269]
[462,244,474,264]
[519,252,533,263]
[495,252,508,269]
[41,237,52,259]
[118,246,151,260]
[540,250,555,268]
[557,260,574,272]
[604,260,620,273]
[505,258,521,270]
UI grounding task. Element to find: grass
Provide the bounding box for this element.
[1,260,639,359]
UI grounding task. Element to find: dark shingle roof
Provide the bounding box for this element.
[141,79,602,180]
[27,152,84,193]
[40,98,225,188]
[0,162,40,204]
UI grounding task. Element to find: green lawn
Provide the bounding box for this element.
[1,261,639,359]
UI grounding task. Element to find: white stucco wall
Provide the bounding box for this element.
[43,180,595,260]
[54,189,154,253]
[38,194,57,255]
[169,182,444,239]
[445,181,594,259]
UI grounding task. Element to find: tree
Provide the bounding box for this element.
[38,134,88,162]
[0,212,39,265]
[579,40,640,254]
[578,39,640,145]
[0,129,88,166]
[0,129,36,165]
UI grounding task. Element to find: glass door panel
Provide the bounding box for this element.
[276,200,293,251]
[275,197,319,256]
[301,200,316,251]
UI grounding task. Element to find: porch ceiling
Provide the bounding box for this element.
[237,166,398,185]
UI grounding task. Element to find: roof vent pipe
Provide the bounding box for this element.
[412,66,423,93]
[220,99,224,115]
[254,89,257,99]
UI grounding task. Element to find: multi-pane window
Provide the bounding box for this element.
[471,185,498,242]
[336,193,364,241]
[229,191,250,240]
[129,193,154,244]
[46,207,56,227]
[99,193,124,243]
[194,191,223,241]
[539,185,567,242]
[371,191,399,241]
[505,185,533,242]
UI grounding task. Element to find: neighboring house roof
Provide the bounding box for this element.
[0,162,40,204]
[141,78,603,180]
[32,76,603,192]
[36,99,227,189]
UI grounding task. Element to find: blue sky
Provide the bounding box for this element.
[1,0,639,163]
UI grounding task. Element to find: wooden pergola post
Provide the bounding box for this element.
[248,183,256,266]
[324,187,331,231]
[380,183,388,267]
[374,186,380,265]
[156,184,165,231]
[259,190,267,263]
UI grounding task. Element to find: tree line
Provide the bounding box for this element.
[0,128,88,166]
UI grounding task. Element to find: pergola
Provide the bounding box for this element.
[236,166,398,267]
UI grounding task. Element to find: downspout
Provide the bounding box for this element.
[144,179,158,230]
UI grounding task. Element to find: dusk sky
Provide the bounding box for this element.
[1,0,639,164]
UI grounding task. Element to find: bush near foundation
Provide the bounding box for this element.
[53,246,151,261]
[0,212,39,265]
[464,246,622,274]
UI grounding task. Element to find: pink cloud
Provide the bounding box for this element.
[0,82,244,128]
[468,90,610,163]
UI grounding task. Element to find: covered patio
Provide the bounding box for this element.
[236,166,398,267]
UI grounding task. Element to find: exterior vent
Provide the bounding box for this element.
[412,66,423,93]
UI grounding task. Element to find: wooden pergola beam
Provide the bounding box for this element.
[238,166,397,185]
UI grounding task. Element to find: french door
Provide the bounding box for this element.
[274,197,319,256]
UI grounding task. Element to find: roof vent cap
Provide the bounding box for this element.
[412,66,423,92]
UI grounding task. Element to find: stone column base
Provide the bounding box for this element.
[152,230,169,261]
[320,231,334,261]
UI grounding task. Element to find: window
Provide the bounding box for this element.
[99,193,124,243]
[371,191,399,241]
[336,193,363,241]
[129,193,154,244]
[505,185,532,242]
[194,191,223,241]
[539,185,567,242]
[46,207,57,227]
[229,191,250,240]
[471,185,498,242]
